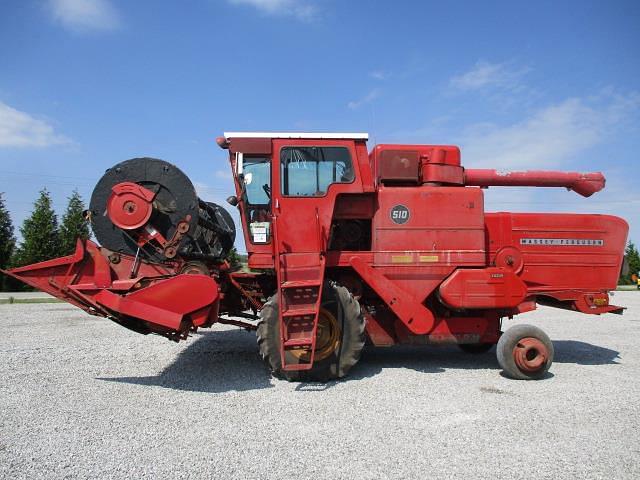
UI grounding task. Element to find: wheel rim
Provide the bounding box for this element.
[290,308,341,362]
[512,337,548,374]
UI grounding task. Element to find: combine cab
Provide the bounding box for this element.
[3,132,628,381]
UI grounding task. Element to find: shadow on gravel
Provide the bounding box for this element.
[98,334,620,393]
[294,346,483,391]
[304,340,619,390]
[294,346,496,390]
[98,329,274,393]
[552,340,620,365]
[346,345,492,381]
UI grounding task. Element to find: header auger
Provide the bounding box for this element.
[3,132,628,381]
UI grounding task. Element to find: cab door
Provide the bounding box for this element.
[271,139,363,255]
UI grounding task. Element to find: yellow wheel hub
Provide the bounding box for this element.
[290,307,341,362]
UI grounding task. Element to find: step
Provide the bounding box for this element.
[281,280,321,289]
[282,307,318,318]
[284,337,314,348]
[282,363,314,371]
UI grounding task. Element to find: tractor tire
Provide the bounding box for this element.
[257,282,366,382]
[497,324,554,380]
[458,342,494,354]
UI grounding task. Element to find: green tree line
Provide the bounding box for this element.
[620,242,640,285]
[0,189,90,291]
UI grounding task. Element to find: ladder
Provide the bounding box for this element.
[272,210,326,371]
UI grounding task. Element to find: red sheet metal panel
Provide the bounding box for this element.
[373,185,485,253]
[369,185,486,300]
[229,137,272,155]
[394,314,502,345]
[377,149,421,184]
[422,163,464,185]
[95,275,219,330]
[350,256,435,335]
[485,212,628,293]
[438,267,528,309]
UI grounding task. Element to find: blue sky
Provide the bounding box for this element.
[0,0,638,253]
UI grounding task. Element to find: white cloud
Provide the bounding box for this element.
[193,181,234,199]
[0,101,71,148]
[369,70,388,81]
[215,169,232,180]
[347,89,380,110]
[450,61,529,91]
[227,0,318,21]
[49,0,121,32]
[461,91,640,169]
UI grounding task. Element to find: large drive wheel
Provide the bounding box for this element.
[257,282,366,382]
[497,324,554,380]
[458,342,494,354]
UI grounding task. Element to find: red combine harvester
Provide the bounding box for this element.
[3,132,628,381]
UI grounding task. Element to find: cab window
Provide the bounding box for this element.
[242,156,271,243]
[243,157,271,205]
[280,146,354,196]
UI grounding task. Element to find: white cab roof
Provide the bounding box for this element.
[224,131,368,140]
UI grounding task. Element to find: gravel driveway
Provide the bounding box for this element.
[1,292,638,479]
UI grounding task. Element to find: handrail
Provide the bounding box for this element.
[315,208,325,254]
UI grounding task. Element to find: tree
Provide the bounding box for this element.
[0,193,16,291]
[227,246,242,270]
[621,241,640,285]
[12,189,61,268]
[59,190,90,256]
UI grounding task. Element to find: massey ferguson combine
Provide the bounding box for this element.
[3,132,628,381]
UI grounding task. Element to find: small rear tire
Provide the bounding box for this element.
[497,324,554,380]
[458,342,494,354]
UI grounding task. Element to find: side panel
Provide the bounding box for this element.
[373,185,485,251]
[485,212,628,292]
[439,267,528,309]
[369,185,486,300]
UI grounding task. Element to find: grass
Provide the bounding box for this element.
[616,285,640,291]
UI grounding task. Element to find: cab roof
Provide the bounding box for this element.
[223,131,368,140]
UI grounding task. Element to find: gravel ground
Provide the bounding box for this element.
[1,292,639,479]
[0,292,53,300]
